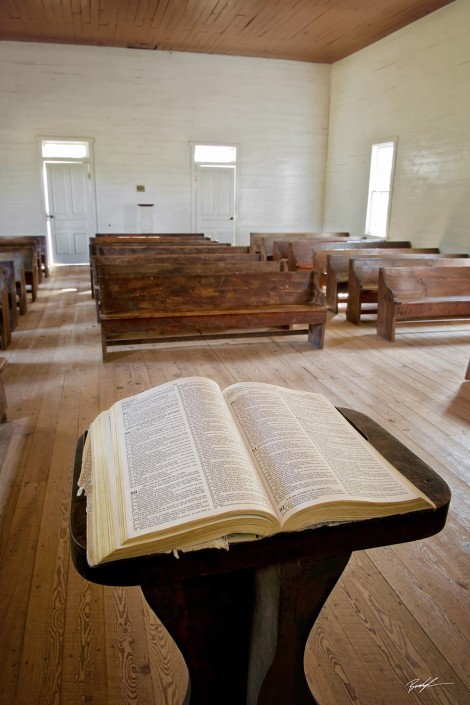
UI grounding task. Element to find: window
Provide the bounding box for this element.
[193,144,236,164]
[41,140,89,159]
[365,140,396,239]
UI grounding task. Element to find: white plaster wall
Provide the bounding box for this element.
[324,0,470,253]
[0,42,330,245]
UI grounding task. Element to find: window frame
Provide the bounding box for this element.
[365,139,397,239]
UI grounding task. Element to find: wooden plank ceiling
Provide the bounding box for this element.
[0,0,456,64]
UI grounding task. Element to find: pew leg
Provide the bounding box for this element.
[376,299,396,342]
[346,294,360,324]
[0,310,11,350]
[101,330,108,362]
[17,283,27,315]
[307,322,325,349]
[0,357,7,422]
[376,313,396,341]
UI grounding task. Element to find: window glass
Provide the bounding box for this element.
[365,141,395,238]
[42,141,89,159]
[194,145,236,163]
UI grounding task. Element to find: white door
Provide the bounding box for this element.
[46,162,94,264]
[196,165,236,244]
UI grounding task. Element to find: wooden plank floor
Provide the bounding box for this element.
[0,265,468,705]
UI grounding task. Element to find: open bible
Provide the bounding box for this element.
[79,377,434,566]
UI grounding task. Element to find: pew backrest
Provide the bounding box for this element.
[250,232,350,259]
[99,270,316,315]
[324,247,446,281]
[345,256,470,323]
[94,244,249,256]
[95,233,210,240]
[376,265,470,341]
[272,236,351,261]
[379,265,470,300]
[288,240,412,271]
[350,255,470,289]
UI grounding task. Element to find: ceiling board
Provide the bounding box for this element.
[0,0,456,64]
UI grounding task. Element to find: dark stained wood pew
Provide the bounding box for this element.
[32,235,49,278]
[0,237,43,284]
[466,358,470,380]
[89,235,224,261]
[93,235,213,245]
[89,234,225,260]
[0,251,28,315]
[93,258,287,321]
[323,248,442,313]
[377,266,470,341]
[19,235,49,278]
[0,242,39,301]
[346,255,470,323]
[287,239,413,274]
[95,232,208,238]
[0,269,11,349]
[98,269,327,361]
[88,241,249,296]
[94,244,249,256]
[272,236,352,261]
[0,261,18,331]
[289,239,414,272]
[91,251,264,297]
[92,251,262,275]
[250,232,350,260]
[0,357,7,422]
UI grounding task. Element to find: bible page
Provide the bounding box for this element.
[110,377,276,544]
[224,383,433,526]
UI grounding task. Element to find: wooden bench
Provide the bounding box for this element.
[95,232,208,238]
[1,236,49,279]
[466,358,470,380]
[377,266,470,341]
[0,243,39,301]
[0,357,7,422]
[94,244,246,256]
[31,235,49,278]
[250,232,350,260]
[323,248,443,313]
[91,251,264,298]
[0,238,41,287]
[98,269,327,361]
[272,235,352,261]
[0,261,18,331]
[89,242,249,295]
[0,251,28,315]
[0,270,11,349]
[93,258,287,321]
[89,235,228,264]
[288,239,413,272]
[287,240,414,281]
[17,235,49,278]
[92,235,213,248]
[89,235,227,264]
[346,255,470,324]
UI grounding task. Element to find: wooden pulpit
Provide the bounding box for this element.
[70,408,450,705]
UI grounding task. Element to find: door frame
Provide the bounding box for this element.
[38,137,97,265]
[190,142,239,243]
